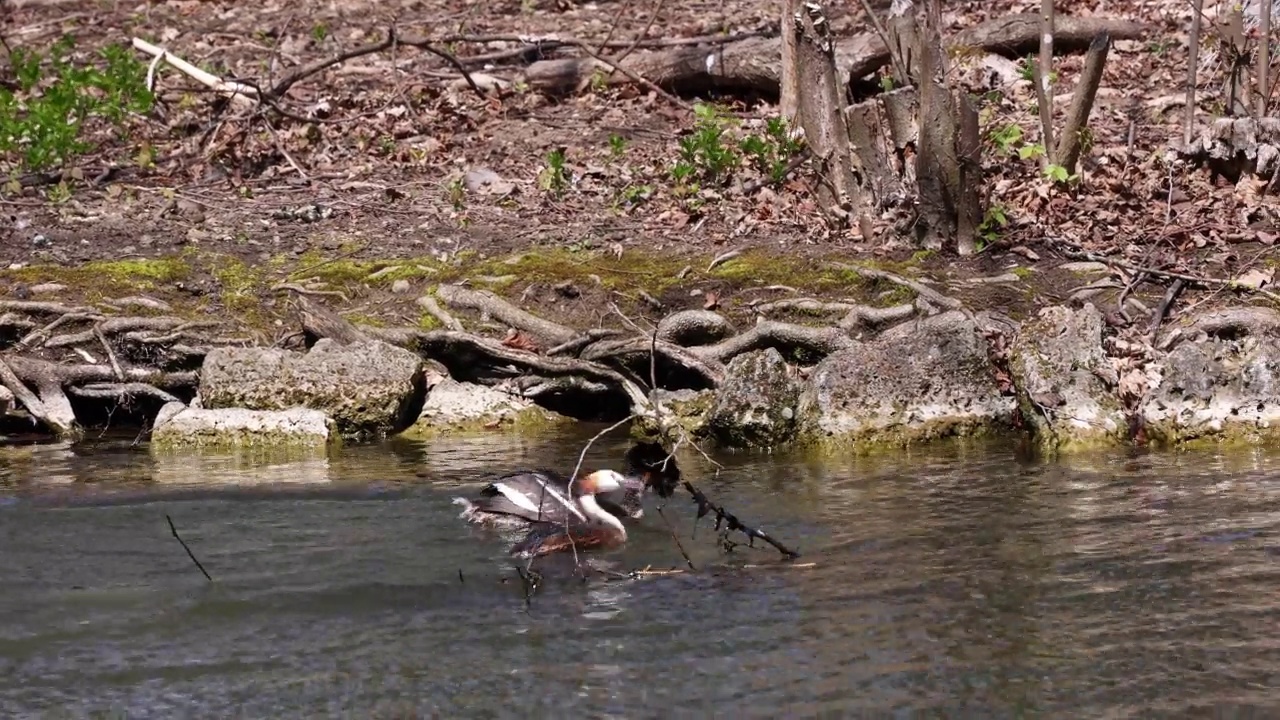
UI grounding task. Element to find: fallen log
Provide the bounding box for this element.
[522,14,1150,97]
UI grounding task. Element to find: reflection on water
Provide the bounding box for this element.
[2,430,1280,716]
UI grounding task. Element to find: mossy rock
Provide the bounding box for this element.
[704,348,801,449]
[149,402,341,452]
[1008,304,1129,453]
[795,311,1018,452]
[399,378,574,438]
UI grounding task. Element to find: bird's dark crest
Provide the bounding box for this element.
[623,440,681,498]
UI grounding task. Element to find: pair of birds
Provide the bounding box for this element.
[452,442,682,558]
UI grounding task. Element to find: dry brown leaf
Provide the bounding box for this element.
[1235,268,1274,289]
[501,329,540,353]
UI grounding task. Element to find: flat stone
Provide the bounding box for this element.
[150,402,338,450]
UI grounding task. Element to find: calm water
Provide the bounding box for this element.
[1,429,1279,718]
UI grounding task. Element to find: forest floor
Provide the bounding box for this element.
[1,0,1276,338]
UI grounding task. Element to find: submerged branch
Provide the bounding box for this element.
[682,480,801,560]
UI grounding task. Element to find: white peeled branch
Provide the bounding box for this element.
[131,37,259,109]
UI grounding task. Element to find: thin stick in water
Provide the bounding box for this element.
[166,514,213,582]
[657,505,697,570]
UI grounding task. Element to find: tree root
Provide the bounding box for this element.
[359,326,654,414]
[754,298,920,330]
[67,383,182,404]
[655,310,737,346]
[435,284,577,347]
[843,265,964,310]
[0,300,212,437]
[691,320,858,363]
[579,336,726,387]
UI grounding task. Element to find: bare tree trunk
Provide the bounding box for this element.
[792,0,864,225]
[912,0,978,251]
[1053,32,1111,172]
[1037,0,1056,163]
[955,91,982,256]
[780,0,800,124]
[1184,0,1204,147]
[1260,0,1273,117]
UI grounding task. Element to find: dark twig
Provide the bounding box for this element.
[268,28,485,100]
[166,514,213,582]
[1060,244,1280,305]
[657,505,697,570]
[1148,278,1187,341]
[682,481,800,560]
[514,564,541,611]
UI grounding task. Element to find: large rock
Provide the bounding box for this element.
[1142,327,1280,445]
[796,311,1015,449]
[704,348,801,448]
[150,402,338,450]
[631,388,715,441]
[400,378,571,437]
[200,339,427,438]
[1010,304,1128,451]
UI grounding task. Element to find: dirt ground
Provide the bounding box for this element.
[0,0,1276,334]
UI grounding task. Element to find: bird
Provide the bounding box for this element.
[506,469,632,559]
[452,441,683,530]
[452,466,645,530]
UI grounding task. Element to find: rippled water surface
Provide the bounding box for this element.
[2,429,1280,718]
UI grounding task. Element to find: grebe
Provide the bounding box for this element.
[452,442,683,530]
[508,469,630,558]
[452,466,645,529]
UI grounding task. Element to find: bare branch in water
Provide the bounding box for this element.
[514,564,541,611]
[682,481,801,560]
[657,505,697,570]
[166,514,213,581]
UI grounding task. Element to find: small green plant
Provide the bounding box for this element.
[739,116,805,184]
[445,177,466,210]
[311,23,329,43]
[615,184,652,210]
[608,134,627,160]
[675,102,742,184]
[589,70,609,93]
[978,204,1009,248]
[989,124,1024,155]
[1017,143,1046,161]
[0,37,154,173]
[1043,163,1079,184]
[538,148,570,197]
[1018,56,1059,84]
[1018,57,1035,82]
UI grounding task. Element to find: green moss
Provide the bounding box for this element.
[1142,418,1280,451]
[791,425,1016,459]
[293,258,443,288]
[344,313,385,327]
[211,257,266,305]
[150,428,340,453]
[457,248,689,294]
[1,255,192,296]
[795,414,1021,456]
[417,312,441,330]
[1012,266,1033,279]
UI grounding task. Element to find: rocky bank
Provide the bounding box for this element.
[2,248,1279,457]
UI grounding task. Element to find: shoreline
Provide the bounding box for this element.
[2,244,1277,456]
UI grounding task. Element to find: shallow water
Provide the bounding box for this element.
[2,429,1279,718]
